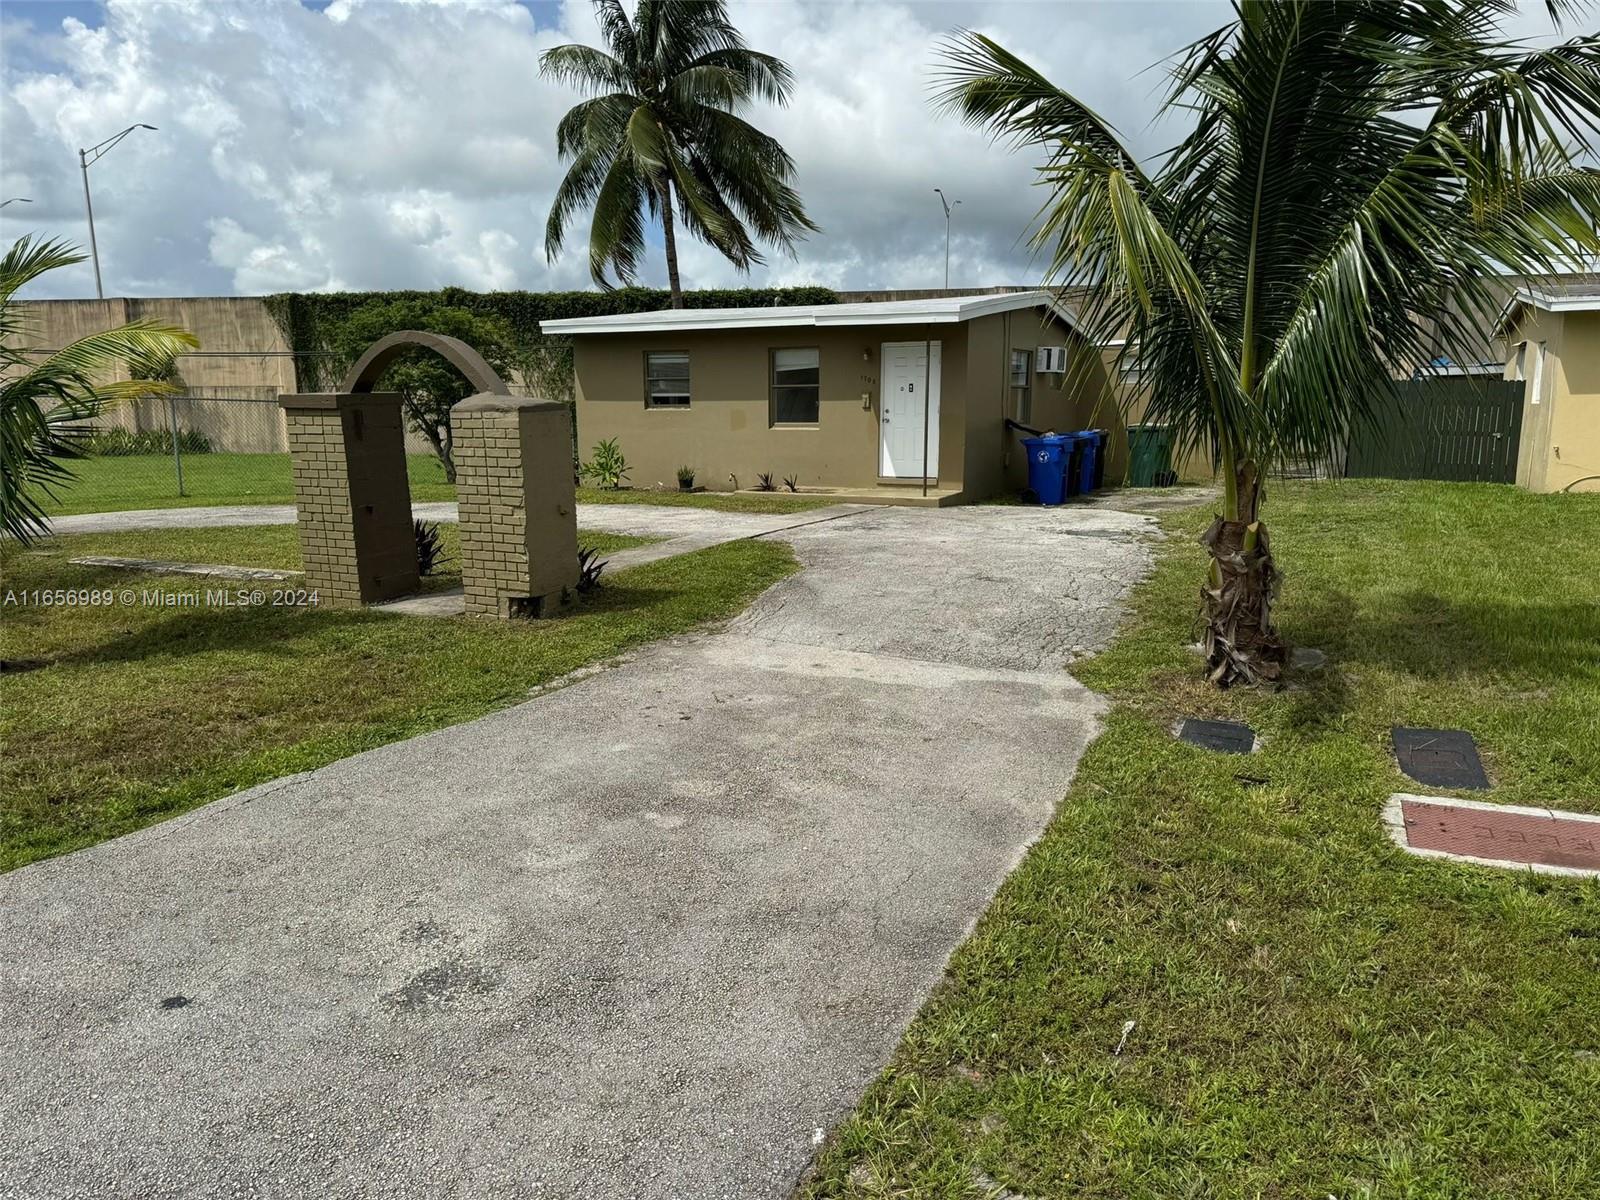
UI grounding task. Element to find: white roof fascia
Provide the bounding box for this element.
[538,289,1081,336]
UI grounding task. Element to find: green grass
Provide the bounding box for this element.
[30,523,652,591]
[1,526,796,872]
[805,479,1600,1200]
[41,452,833,516]
[41,452,458,514]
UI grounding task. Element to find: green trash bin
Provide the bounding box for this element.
[1127,424,1175,487]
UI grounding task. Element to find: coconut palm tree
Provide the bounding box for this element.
[541,0,817,307]
[936,0,1600,686]
[1,236,198,544]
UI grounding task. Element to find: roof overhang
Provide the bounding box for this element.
[538,290,1081,336]
[1495,286,1600,335]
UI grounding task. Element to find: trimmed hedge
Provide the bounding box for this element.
[263,286,839,393]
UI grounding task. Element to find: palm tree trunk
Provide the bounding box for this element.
[1199,458,1288,687]
[659,181,683,309]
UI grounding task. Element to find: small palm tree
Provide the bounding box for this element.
[1,236,198,544]
[936,0,1600,686]
[542,0,818,307]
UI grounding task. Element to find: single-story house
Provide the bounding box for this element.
[1497,284,1600,494]
[540,291,1124,503]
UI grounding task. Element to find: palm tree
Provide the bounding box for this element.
[1,236,198,544]
[936,0,1600,686]
[541,0,817,307]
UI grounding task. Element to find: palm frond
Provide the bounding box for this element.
[2,240,198,543]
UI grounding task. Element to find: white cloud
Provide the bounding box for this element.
[0,0,1567,299]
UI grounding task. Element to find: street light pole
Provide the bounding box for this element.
[78,123,157,300]
[934,188,960,289]
[0,197,32,209]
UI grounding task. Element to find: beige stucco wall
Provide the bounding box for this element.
[11,296,444,455]
[573,323,969,492]
[1508,308,1600,494]
[961,310,1121,497]
[572,307,1121,500]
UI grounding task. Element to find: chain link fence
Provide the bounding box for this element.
[58,392,453,513]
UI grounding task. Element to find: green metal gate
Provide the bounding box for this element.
[1346,378,1523,483]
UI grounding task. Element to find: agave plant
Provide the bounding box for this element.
[1,236,198,544]
[936,0,1600,686]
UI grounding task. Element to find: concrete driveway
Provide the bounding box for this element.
[0,503,1158,1199]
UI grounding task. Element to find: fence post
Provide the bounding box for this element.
[167,394,187,496]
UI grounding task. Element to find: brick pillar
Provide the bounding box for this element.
[279,393,420,608]
[453,394,580,618]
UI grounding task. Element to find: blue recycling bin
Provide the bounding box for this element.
[1021,435,1071,505]
[1088,429,1109,490]
[1073,429,1100,495]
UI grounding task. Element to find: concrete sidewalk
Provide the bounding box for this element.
[0,503,1158,1199]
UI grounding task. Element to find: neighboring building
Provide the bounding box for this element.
[11,296,300,452]
[543,291,1123,503]
[1498,284,1600,494]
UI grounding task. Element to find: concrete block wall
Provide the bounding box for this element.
[454,394,580,618]
[280,393,419,608]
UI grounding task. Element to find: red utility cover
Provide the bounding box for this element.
[1400,798,1600,871]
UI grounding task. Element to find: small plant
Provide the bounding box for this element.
[676,464,696,491]
[85,427,212,456]
[579,437,630,489]
[414,519,447,576]
[783,474,799,493]
[755,471,776,491]
[576,546,607,592]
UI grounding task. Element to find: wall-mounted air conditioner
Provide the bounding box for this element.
[1036,346,1068,373]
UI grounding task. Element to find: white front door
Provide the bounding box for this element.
[880,341,941,479]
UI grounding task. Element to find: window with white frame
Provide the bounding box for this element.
[771,347,820,424]
[645,351,690,407]
[1009,349,1032,424]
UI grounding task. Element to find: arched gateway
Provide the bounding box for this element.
[279,331,578,616]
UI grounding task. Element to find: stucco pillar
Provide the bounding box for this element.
[279,393,419,608]
[453,394,580,618]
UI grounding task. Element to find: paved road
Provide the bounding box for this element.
[0,503,1159,1199]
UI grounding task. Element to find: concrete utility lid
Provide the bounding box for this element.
[1384,793,1600,877]
[1178,718,1257,754]
[1393,726,1489,790]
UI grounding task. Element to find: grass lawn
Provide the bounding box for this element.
[26,523,652,595]
[40,452,459,514]
[41,452,833,516]
[1,526,796,872]
[805,479,1600,1200]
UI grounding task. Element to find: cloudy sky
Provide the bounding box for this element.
[0,0,1566,299]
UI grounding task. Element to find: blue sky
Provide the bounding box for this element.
[0,0,1569,299]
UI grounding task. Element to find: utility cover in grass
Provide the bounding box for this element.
[1392,727,1489,789]
[1385,794,1600,876]
[1178,718,1256,754]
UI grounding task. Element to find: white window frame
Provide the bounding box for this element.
[644,351,691,408]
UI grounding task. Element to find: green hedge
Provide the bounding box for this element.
[85,428,213,457]
[263,285,839,394]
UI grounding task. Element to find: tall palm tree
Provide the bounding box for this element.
[936,0,1600,686]
[541,0,817,307]
[1,236,198,544]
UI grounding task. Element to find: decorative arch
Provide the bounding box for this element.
[339,329,509,396]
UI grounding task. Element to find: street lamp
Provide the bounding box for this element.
[79,123,157,299]
[934,188,960,289]
[1,197,32,209]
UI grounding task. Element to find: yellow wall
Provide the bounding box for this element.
[1546,311,1600,494]
[1507,307,1600,494]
